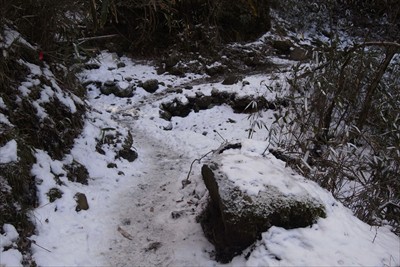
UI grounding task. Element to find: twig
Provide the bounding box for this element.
[214,130,227,143]
[77,34,119,45]
[31,240,52,253]
[182,149,216,188]
[372,226,379,243]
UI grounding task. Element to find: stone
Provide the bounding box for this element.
[142,79,159,93]
[117,148,138,162]
[199,143,326,263]
[100,80,118,95]
[206,63,227,76]
[65,161,89,185]
[171,210,185,219]
[163,122,173,131]
[117,62,126,68]
[271,40,293,55]
[47,188,63,203]
[222,75,241,85]
[114,83,134,98]
[75,192,89,212]
[160,98,192,118]
[107,163,118,168]
[159,110,172,121]
[195,96,213,110]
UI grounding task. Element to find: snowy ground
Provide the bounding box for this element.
[1,52,399,266]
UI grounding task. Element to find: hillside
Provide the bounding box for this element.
[1,1,400,266]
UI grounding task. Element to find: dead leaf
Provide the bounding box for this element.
[117,226,133,240]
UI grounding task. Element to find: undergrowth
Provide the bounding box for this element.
[267,44,400,235]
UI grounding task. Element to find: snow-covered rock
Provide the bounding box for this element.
[200,142,326,262]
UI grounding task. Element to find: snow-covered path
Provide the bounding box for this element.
[10,52,397,267]
[103,120,212,266]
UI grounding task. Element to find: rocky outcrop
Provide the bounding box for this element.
[159,90,285,120]
[100,80,135,97]
[198,143,326,263]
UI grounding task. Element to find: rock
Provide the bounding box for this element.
[171,210,185,219]
[206,62,227,76]
[164,54,179,68]
[117,148,138,162]
[75,192,89,211]
[159,110,172,121]
[65,161,89,185]
[163,122,173,131]
[100,80,118,95]
[168,66,185,76]
[160,98,192,117]
[107,163,118,168]
[114,82,134,98]
[195,91,205,97]
[271,40,293,55]
[47,188,63,203]
[117,62,126,68]
[101,80,134,98]
[142,79,159,93]
[222,75,241,85]
[95,143,106,155]
[199,142,326,263]
[195,95,213,110]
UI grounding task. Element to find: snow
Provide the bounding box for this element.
[0,114,12,127]
[1,51,398,266]
[12,56,81,122]
[220,144,314,197]
[0,224,23,267]
[0,140,18,164]
[236,210,399,267]
[0,97,6,110]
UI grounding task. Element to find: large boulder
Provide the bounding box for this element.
[199,141,326,263]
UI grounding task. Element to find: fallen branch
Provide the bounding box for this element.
[182,149,215,188]
[31,240,52,253]
[77,34,119,45]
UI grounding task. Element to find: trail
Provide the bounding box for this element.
[103,113,212,266]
